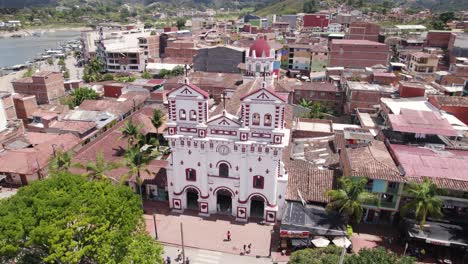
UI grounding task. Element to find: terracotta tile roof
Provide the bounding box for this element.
[0,133,80,175]
[211,78,259,117]
[286,160,337,203]
[130,106,167,135]
[342,141,404,182]
[73,107,168,182]
[430,95,468,107]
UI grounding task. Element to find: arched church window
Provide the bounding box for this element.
[255,63,261,72]
[252,113,260,126]
[179,109,186,120]
[219,163,229,177]
[189,110,197,121]
[253,175,264,189]
[264,114,272,126]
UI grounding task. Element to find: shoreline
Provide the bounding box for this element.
[0,26,92,38]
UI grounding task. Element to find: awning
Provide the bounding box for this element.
[404,219,468,248]
[332,237,352,248]
[311,236,330,248]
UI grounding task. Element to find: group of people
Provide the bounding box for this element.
[165,249,189,264]
[226,231,253,255]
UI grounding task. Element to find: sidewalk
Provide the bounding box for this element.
[144,200,274,257]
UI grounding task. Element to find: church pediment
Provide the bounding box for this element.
[167,83,209,99]
[207,113,241,128]
[241,88,286,103]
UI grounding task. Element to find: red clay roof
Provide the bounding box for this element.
[332,39,387,46]
[249,36,271,57]
[390,144,468,191]
[148,79,166,85]
[388,108,458,137]
[342,141,404,182]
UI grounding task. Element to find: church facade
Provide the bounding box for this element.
[165,79,290,222]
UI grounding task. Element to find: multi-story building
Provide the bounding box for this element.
[343,81,397,114]
[0,95,7,131]
[95,30,160,72]
[12,71,65,105]
[287,44,328,72]
[346,22,380,42]
[329,39,390,68]
[194,46,245,73]
[301,13,330,32]
[408,51,439,74]
[165,78,290,222]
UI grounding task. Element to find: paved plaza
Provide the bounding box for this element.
[144,201,274,257]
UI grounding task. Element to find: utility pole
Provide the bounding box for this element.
[339,244,346,264]
[180,222,186,264]
[153,213,158,240]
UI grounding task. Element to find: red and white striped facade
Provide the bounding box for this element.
[165,80,290,222]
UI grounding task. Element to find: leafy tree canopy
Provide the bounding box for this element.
[290,247,414,264]
[63,87,99,109]
[0,172,163,264]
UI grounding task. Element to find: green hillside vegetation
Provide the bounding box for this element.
[255,0,307,16]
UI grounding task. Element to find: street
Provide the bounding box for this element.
[163,244,272,264]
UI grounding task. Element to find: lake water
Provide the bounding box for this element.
[0,30,81,68]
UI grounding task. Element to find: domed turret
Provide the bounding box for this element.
[248,36,271,58]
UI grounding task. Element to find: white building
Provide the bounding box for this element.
[244,36,277,84]
[165,77,290,222]
[326,23,342,33]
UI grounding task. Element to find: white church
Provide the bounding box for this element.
[165,37,290,222]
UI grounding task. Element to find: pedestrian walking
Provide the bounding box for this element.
[243,244,246,254]
[227,231,231,241]
[186,257,190,264]
[248,243,252,254]
[166,256,171,264]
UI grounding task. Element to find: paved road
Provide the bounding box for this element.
[163,244,272,264]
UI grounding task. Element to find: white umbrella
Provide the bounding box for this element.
[311,236,330,248]
[332,237,352,248]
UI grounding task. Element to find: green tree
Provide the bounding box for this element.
[290,246,342,264]
[123,146,153,201]
[64,87,99,108]
[346,247,414,264]
[439,12,455,23]
[303,0,317,13]
[431,20,447,30]
[0,172,163,264]
[176,18,186,29]
[47,58,54,65]
[120,120,142,147]
[151,108,165,149]
[299,98,313,108]
[401,179,443,230]
[141,70,153,79]
[326,177,378,223]
[23,66,36,77]
[83,58,104,83]
[74,151,122,182]
[49,149,73,173]
[103,73,115,81]
[58,57,66,67]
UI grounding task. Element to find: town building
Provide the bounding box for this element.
[346,22,380,42]
[194,46,245,73]
[242,36,279,83]
[165,77,290,222]
[329,39,390,68]
[407,51,439,74]
[287,44,328,72]
[12,71,65,105]
[343,81,397,114]
[301,13,330,32]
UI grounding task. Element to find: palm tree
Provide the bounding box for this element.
[74,152,122,182]
[326,177,378,223]
[401,179,443,230]
[151,108,164,150]
[299,98,313,109]
[120,120,142,147]
[122,147,154,201]
[49,149,73,173]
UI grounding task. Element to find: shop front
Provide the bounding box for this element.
[280,201,348,252]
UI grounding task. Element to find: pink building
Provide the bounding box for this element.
[302,13,330,31]
[12,71,65,104]
[347,22,380,42]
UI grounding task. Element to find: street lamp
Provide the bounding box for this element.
[268,229,274,257]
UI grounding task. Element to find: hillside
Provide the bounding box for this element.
[1,0,274,9]
[254,0,307,16]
